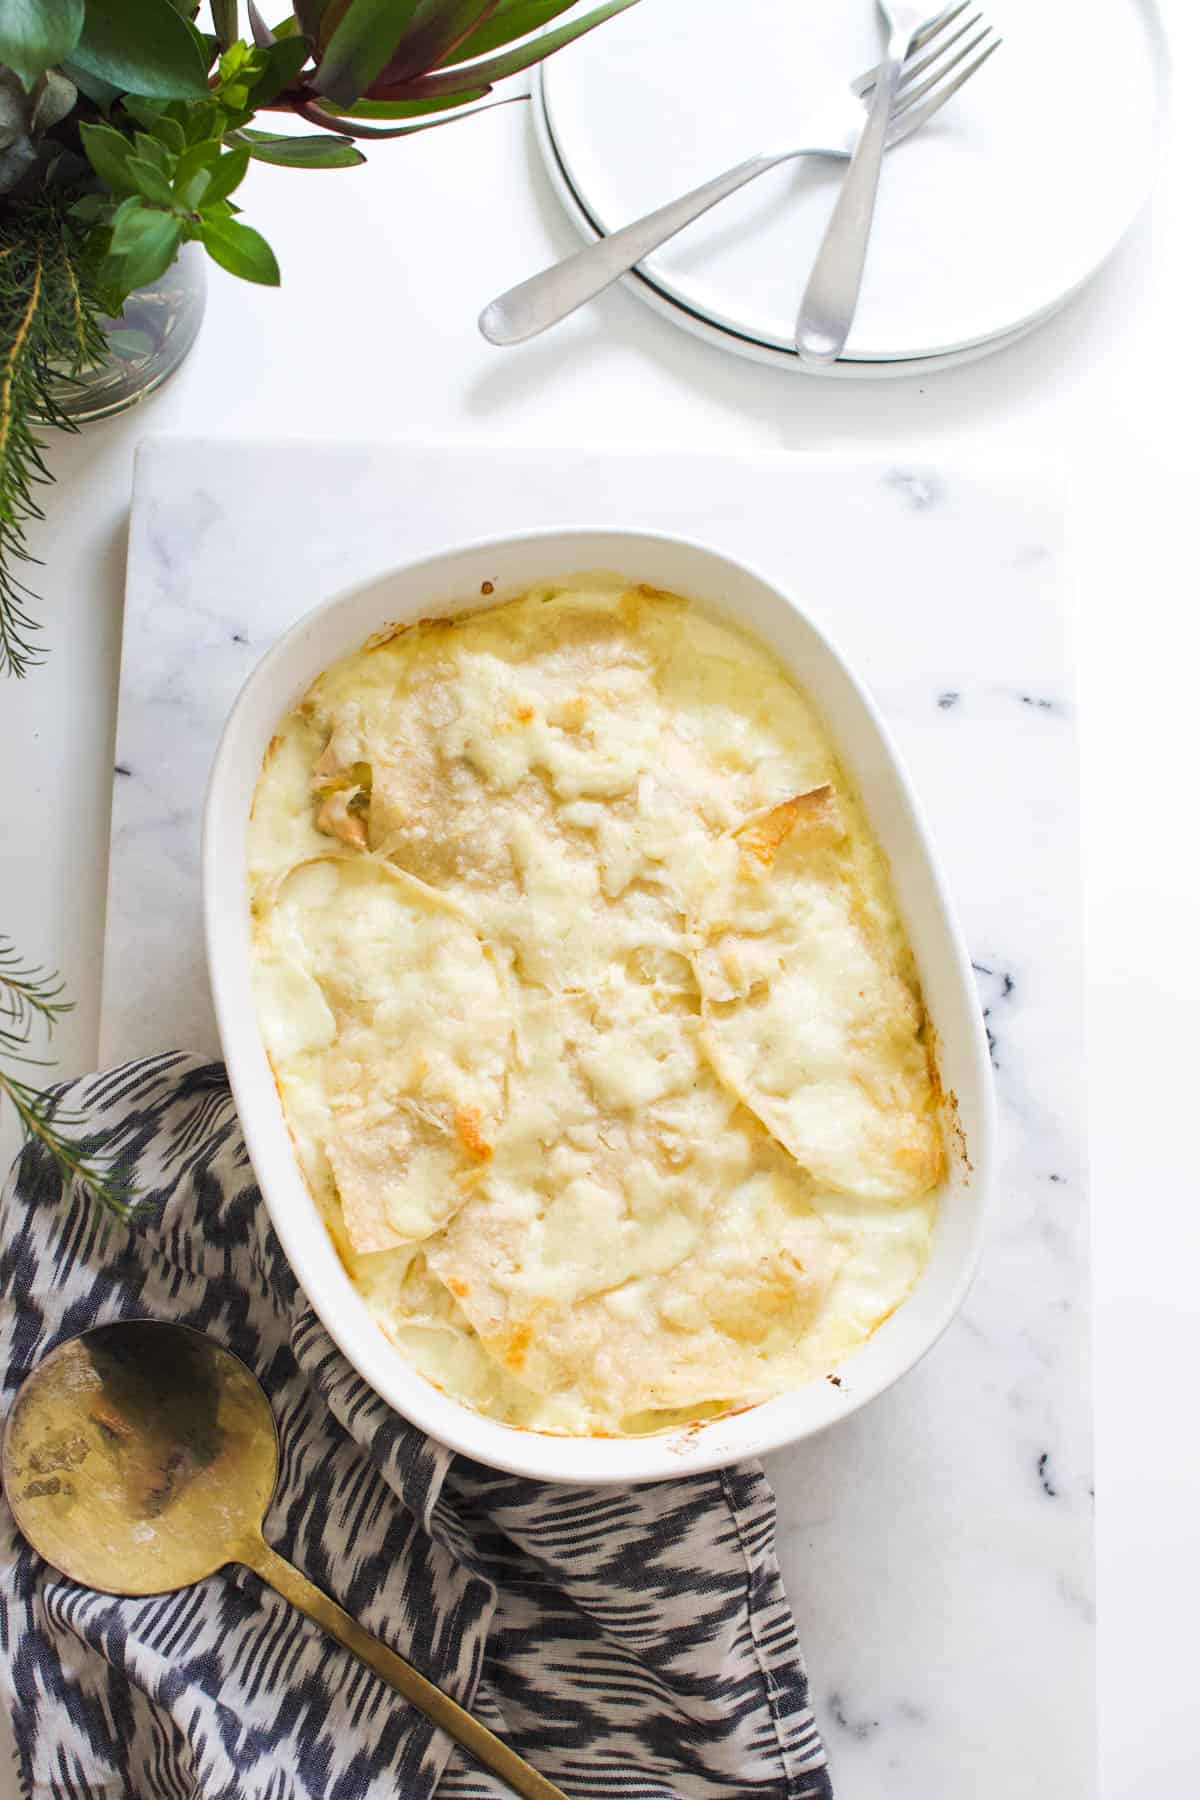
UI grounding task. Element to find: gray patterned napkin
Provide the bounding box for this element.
[0,1054,832,1800]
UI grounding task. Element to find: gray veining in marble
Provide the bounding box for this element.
[103,438,1090,1799]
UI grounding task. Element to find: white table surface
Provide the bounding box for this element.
[2,1,1197,1792]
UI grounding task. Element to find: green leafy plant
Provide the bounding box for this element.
[1,0,639,1212]
[1,0,640,676]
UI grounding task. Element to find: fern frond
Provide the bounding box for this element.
[0,935,141,1221]
[0,198,109,677]
[0,1069,143,1222]
[0,935,73,1050]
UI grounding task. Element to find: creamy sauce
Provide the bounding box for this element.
[248,580,943,1434]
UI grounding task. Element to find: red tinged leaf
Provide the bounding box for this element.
[293,0,335,41]
[325,86,487,117]
[312,0,420,104]
[367,0,499,89]
[297,92,519,137]
[362,0,639,101]
[248,1,275,46]
[441,0,600,66]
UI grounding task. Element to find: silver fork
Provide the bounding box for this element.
[796,2,992,363]
[478,4,1000,348]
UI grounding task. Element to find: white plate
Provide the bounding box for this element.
[204,527,995,1485]
[537,0,1168,371]
[535,89,1049,379]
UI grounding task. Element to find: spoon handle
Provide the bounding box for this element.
[242,1536,569,1800]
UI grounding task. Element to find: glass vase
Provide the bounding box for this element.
[42,241,206,424]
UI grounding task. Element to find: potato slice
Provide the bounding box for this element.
[690,789,943,1203]
[429,1162,842,1419]
[254,856,514,1253]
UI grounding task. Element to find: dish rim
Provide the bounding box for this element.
[203,524,996,1484]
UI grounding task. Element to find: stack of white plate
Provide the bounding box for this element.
[535,0,1168,375]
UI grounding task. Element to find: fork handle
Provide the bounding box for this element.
[479,150,792,345]
[794,25,911,365]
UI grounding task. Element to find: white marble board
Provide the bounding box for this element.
[102,439,1090,1799]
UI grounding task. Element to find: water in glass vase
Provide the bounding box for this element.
[42,242,206,424]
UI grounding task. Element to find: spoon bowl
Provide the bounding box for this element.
[2,1320,566,1800]
[3,1321,276,1595]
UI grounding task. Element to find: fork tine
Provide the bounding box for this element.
[884,36,1002,146]
[852,2,970,97]
[854,11,982,100]
[891,26,996,120]
[909,2,971,53]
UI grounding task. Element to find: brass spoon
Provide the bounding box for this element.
[2,1320,566,1800]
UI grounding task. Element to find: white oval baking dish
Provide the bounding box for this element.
[204,528,994,1485]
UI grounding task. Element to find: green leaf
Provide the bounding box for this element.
[0,0,84,91]
[61,57,121,109]
[383,0,639,98]
[119,94,162,128]
[201,214,280,283]
[132,131,170,171]
[79,120,137,193]
[68,191,111,222]
[172,138,220,201]
[126,154,177,205]
[122,100,188,152]
[244,34,309,105]
[175,166,211,206]
[234,128,363,167]
[110,225,181,295]
[152,113,186,152]
[175,137,221,172]
[212,0,239,50]
[72,0,211,100]
[108,206,182,289]
[445,0,599,64]
[110,197,158,251]
[313,0,421,106]
[182,11,220,71]
[199,144,250,202]
[218,38,252,80]
[184,101,221,143]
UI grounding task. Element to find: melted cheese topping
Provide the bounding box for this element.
[248,580,943,1435]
